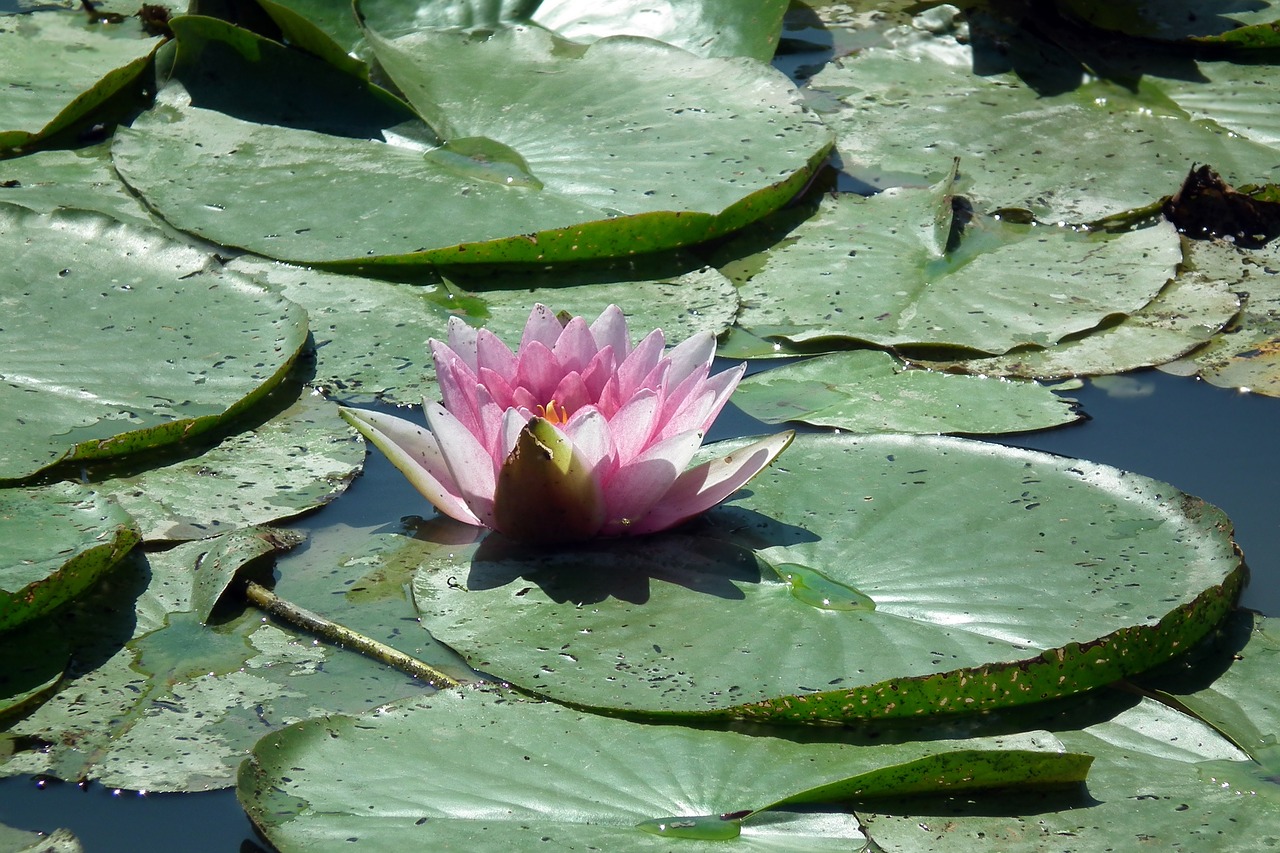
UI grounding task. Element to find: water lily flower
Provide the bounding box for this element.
[339,304,792,544]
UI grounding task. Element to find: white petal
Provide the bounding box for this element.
[425,401,499,526]
[339,407,480,526]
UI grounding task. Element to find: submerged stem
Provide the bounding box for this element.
[243,581,463,690]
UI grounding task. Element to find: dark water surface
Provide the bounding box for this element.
[1,369,1275,851]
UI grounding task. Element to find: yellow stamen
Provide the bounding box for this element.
[537,399,569,426]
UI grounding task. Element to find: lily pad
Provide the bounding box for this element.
[0,205,309,481]
[1137,610,1280,761]
[1159,239,1280,396]
[530,0,791,60]
[0,11,160,156]
[238,687,1089,852]
[226,254,737,404]
[112,15,832,267]
[0,482,139,633]
[0,526,434,792]
[89,383,364,542]
[810,11,1280,222]
[733,350,1079,434]
[732,181,1181,354]
[411,433,1243,721]
[914,248,1242,379]
[1156,56,1280,147]
[0,143,158,229]
[857,694,1278,851]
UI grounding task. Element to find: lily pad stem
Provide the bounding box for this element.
[243,581,462,689]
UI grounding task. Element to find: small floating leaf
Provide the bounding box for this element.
[635,814,742,840]
[775,563,875,612]
[423,137,544,190]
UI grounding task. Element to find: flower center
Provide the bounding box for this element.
[537,399,570,426]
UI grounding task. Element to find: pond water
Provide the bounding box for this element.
[0,366,1275,850]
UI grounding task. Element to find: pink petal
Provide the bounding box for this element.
[476,328,517,380]
[550,371,591,417]
[658,363,745,442]
[338,407,480,526]
[562,407,614,475]
[613,328,665,398]
[444,317,480,373]
[579,345,617,403]
[511,386,541,413]
[606,389,661,465]
[520,303,564,351]
[600,429,707,535]
[628,431,794,535]
[589,305,630,358]
[425,401,499,527]
[433,347,483,437]
[661,358,710,418]
[664,331,716,388]
[474,385,507,461]
[513,340,561,403]
[478,366,515,411]
[552,316,599,374]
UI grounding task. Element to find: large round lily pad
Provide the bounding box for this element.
[111,16,832,267]
[411,433,1243,721]
[0,205,309,481]
[238,688,1087,852]
[0,481,139,633]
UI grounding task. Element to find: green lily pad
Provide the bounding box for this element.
[0,143,158,229]
[1156,56,1280,147]
[0,205,309,482]
[857,694,1278,851]
[530,0,790,60]
[238,687,1088,852]
[914,246,1242,379]
[1160,239,1280,396]
[733,350,1079,434]
[361,0,790,61]
[112,15,831,267]
[811,12,1280,222]
[226,254,737,404]
[0,482,139,634]
[410,433,1243,721]
[0,11,160,156]
[731,181,1181,354]
[1137,610,1280,761]
[89,383,364,542]
[0,526,435,792]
